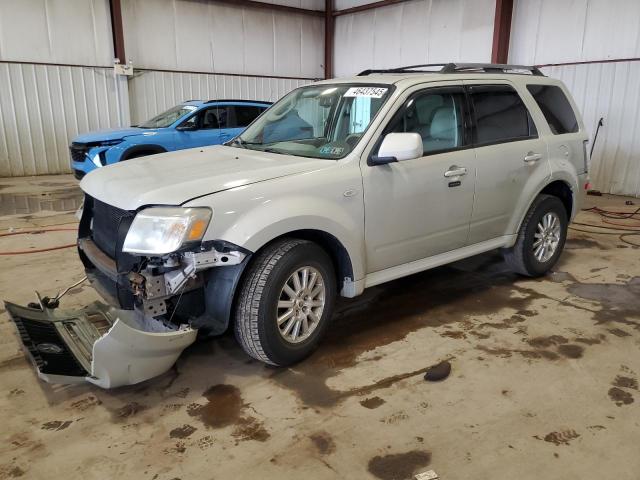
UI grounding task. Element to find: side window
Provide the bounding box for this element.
[189,107,228,130]
[233,106,265,127]
[527,84,578,134]
[470,86,537,145]
[180,114,198,130]
[387,89,466,155]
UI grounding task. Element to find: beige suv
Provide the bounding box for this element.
[7,63,589,387]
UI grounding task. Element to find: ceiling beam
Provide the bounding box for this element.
[209,0,324,16]
[332,0,412,17]
[108,0,126,63]
[325,0,334,78]
[491,0,514,64]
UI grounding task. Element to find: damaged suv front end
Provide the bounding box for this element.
[78,197,248,326]
[6,194,254,388]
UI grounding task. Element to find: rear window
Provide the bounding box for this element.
[234,106,267,127]
[527,84,578,134]
[470,85,537,145]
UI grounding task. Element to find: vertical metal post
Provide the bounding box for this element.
[109,0,127,64]
[491,0,514,64]
[325,0,334,79]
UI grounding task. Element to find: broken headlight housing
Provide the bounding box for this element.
[123,207,212,255]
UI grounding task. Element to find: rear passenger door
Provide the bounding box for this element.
[465,81,551,245]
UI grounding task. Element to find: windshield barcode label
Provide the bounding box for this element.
[344,87,388,98]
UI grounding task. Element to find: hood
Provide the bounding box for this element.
[80,145,333,210]
[73,127,158,143]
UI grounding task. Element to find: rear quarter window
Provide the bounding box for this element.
[234,106,267,127]
[526,84,579,134]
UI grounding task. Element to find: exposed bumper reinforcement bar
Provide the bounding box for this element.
[4,300,197,388]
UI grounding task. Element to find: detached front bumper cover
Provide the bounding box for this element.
[4,300,197,388]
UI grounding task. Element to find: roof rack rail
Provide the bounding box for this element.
[357,63,544,77]
[204,99,273,104]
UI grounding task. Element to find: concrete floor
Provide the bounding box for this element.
[0,175,639,480]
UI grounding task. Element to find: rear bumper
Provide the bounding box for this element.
[4,300,197,388]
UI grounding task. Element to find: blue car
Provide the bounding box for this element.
[70,99,271,179]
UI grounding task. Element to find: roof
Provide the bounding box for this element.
[181,99,272,106]
[312,63,561,89]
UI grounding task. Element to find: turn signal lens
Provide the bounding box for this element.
[187,219,208,241]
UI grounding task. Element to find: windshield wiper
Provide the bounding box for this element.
[231,138,264,148]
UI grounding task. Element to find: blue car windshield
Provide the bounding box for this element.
[139,105,198,128]
[231,84,393,159]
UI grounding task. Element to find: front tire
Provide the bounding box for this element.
[503,194,568,277]
[234,238,336,366]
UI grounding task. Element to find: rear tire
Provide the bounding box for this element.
[503,194,568,277]
[234,238,336,366]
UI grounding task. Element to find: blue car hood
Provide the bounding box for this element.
[73,127,159,143]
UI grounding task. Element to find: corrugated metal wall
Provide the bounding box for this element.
[333,0,496,77]
[122,0,324,79]
[0,0,321,176]
[0,0,114,67]
[129,70,312,125]
[0,63,128,176]
[510,0,640,196]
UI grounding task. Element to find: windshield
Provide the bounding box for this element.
[231,84,393,159]
[139,105,198,128]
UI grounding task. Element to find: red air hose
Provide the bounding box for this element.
[0,228,78,255]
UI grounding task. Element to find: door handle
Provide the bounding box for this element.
[444,166,467,178]
[524,152,542,163]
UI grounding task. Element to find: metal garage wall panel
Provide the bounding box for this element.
[128,70,312,125]
[122,0,324,78]
[334,0,375,9]
[0,62,127,176]
[0,0,113,66]
[263,0,323,9]
[510,0,640,65]
[542,62,640,197]
[333,0,495,77]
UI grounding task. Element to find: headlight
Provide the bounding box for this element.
[98,139,123,147]
[122,207,212,255]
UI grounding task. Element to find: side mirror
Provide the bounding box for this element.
[176,123,197,131]
[369,133,423,166]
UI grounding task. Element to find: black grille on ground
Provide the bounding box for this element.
[12,316,86,377]
[70,143,89,163]
[92,198,131,258]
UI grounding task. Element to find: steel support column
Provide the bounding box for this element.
[491,0,514,64]
[325,0,334,79]
[108,0,126,64]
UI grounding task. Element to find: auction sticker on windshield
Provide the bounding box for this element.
[344,87,388,98]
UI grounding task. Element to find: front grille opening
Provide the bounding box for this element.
[70,143,89,163]
[91,198,131,258]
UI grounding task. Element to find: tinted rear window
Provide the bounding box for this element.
[527,84,578,134]
[234,106,267,127]
[470,85,537,145]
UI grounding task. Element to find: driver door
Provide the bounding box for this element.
[177,107,224,148]
[362,83,477,273]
